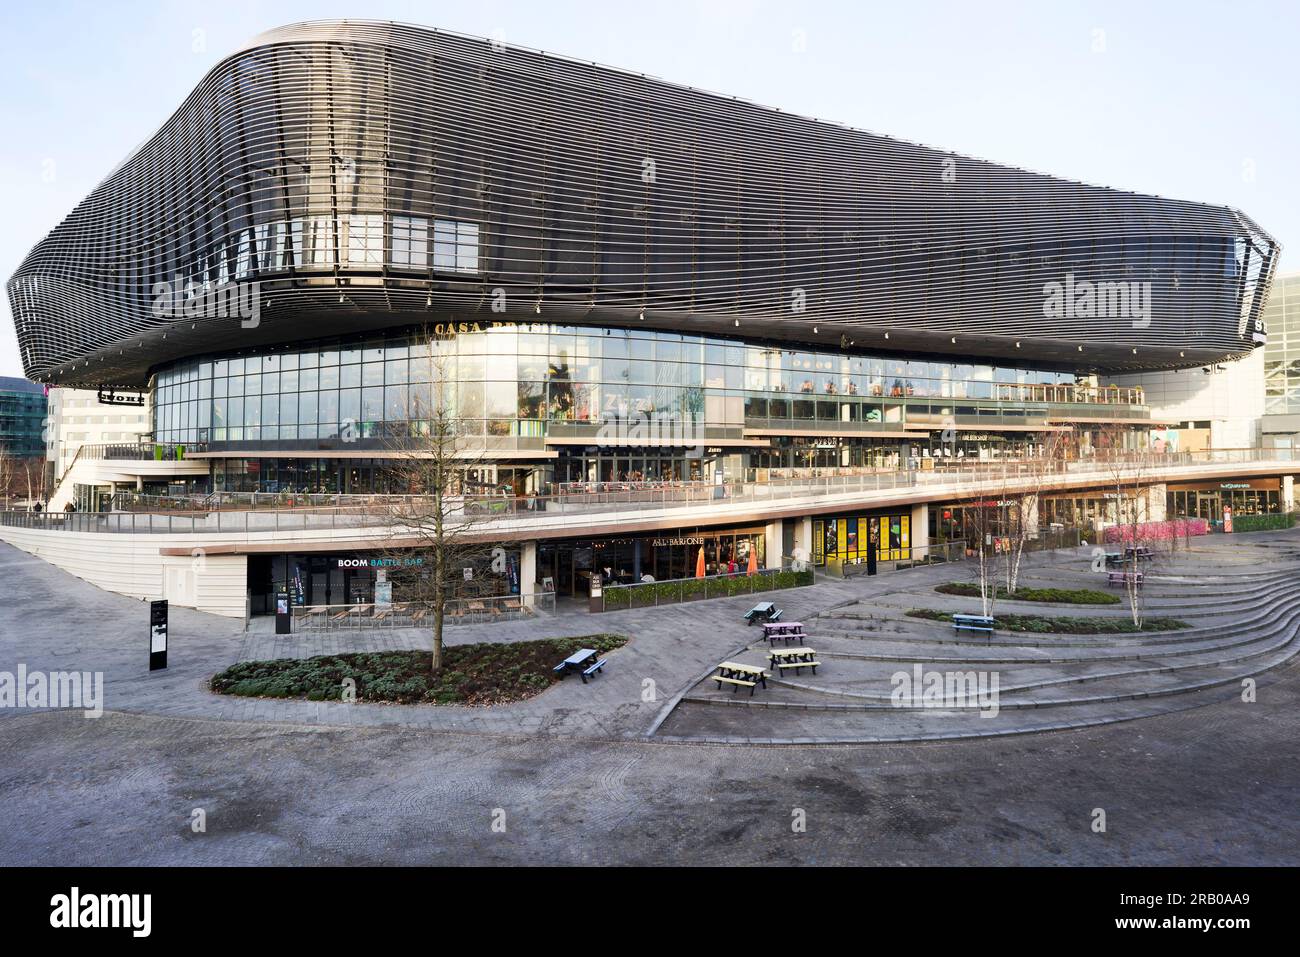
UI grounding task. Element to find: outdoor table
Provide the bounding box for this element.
[714,660,769,692]
[767,647,820,676]
[554,647,607,684]
[556,647,597,676]
[762,621,805,644]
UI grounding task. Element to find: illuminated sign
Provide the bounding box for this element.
[336,557,424,568]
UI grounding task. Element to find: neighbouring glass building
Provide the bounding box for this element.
[0,376,47,459]
[1262,271,1300,448]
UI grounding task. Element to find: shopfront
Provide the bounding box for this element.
[535,525,768,597]
[1166,479,1283,522]
[812,511,912,566]
[247,549,522,614]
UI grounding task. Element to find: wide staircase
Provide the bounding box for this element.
[655,536,1300,743]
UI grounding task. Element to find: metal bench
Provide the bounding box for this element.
[952,614,995,634]
[1107,571,1144,588]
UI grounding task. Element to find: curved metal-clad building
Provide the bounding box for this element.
[7,19,1280,389]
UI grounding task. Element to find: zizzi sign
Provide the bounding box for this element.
[336,558,424,568]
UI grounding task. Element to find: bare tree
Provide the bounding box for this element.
[0,448,13,509]
[1099,426,1157,628]
[381,335,495,673]
[1003,429,1071,595]
[0,451,44,510]
[964,495,1004,618]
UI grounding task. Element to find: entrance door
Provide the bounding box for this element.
[1196,492,1220,522]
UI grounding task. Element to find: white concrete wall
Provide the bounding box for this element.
[909,502,929,559]
[0,525,247,617]
[764,520,782,570]
[1107,350,1264,450]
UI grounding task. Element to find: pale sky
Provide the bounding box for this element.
[2,0,1296,380]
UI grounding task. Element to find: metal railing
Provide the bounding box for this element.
[601,565,814,610]
[3,448,1296,537]
[77,441,207,461]
[292,592,554,631]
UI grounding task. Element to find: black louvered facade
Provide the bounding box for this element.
[7,19,1280,389]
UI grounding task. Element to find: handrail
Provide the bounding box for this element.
[5,448,1297,536]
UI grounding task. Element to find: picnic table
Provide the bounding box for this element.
[713,660,769,695]
[1107,571,1145,588]
[767,647,821,676]
[552,647,607,684]
[1124,545,1154,561]
[762,621,806,645]
[744,602,782,626]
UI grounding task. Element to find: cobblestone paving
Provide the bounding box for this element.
[2,536,1298,864]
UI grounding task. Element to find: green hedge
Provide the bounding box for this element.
[601,568,813,610]
[936,582,1120,605]
[906,608,1188,634]
[1230,512,1296,533]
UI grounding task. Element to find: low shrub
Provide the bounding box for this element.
[210,634,629,706]
[1230,512,1296,533]
[906,608,1188,634]
[935,582,1120,605]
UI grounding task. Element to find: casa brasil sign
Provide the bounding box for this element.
[336,557,425,569]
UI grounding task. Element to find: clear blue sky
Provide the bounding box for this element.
[1,0,1296,379]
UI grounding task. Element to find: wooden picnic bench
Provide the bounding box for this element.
[952,614,995,634]
[713,660,769,695]
[767,647,821,676]
[552,648,607,684]
[762,621,806,645]
[744,602,782,626]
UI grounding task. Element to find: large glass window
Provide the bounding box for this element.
[344,215,384,266]
[392,215,429,269]
[433,220,480,274]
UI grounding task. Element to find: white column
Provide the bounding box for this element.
[520,541,537,608]
[796,516,813,560]
[1147,484,1167,523]
[764,520,782,570]
[1284,475,1294,512]
[910,502,929,560]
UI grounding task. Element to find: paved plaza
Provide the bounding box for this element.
[1,533,1298,865]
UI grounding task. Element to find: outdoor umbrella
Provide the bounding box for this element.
[695,546,706,578]
[746,546,758,576]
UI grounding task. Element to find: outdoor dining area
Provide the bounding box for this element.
[292,594,536,633]
[708,616,822,694]
[761,620,807,646]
